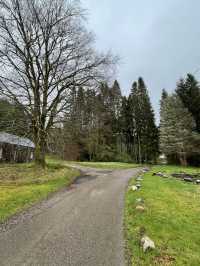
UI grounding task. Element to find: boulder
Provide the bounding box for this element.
[171,173,185,179]
[162,174,169,178]
[183,177,193,183]
[136,177,143,182]
[136,198,144,204]
[141,236,155,252]
[131,185,138,191]
[136,205,145,212]
[153,172,165,177]
[136,183,141,189]
[172,173,199,180]
[196,180,200,185]
[142,168,150,173]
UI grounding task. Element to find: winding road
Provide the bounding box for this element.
[0,166,140,266]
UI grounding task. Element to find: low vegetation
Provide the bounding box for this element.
[74,161,139,169]
[125,165,200,265]
[0,160,79,222]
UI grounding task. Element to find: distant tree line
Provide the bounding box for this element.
[1,73,200,166]
[160,74,200,166]
[0,0,198,166]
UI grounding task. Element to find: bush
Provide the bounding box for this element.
[115,152,133,163]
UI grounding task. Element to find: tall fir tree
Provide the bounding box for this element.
[129,78,158,163]
[176,74,200,133]
[160,93,197,165]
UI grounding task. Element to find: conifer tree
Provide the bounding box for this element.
[129,78,158,163]
[176,74,200,133]
[160,93,196,165]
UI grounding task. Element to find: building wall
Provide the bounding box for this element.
[0,143,34,163]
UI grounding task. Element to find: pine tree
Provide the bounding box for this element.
[0,99,29,136]
[160,93,196,165]
[176,74,200,133]
[129,78,158,163]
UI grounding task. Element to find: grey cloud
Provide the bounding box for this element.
[83,0,200,121]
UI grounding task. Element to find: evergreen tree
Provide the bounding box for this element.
[0,99,30,136]
[176,74,200,133]
[129,78,158,163]
[53,78,158,163]
[160,93,197,165]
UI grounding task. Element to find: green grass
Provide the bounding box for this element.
[125,165,200,266]
[73,161,139,169]
[0,160,79,222]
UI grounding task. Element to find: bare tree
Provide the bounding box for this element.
[0,0,116,167]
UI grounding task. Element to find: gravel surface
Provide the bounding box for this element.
[0,166,141,266]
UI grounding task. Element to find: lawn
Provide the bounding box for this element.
[125,165,200,266]
[0,160,79,222]
[73,161,139,169]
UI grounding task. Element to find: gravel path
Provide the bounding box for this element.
[0,166,141,266]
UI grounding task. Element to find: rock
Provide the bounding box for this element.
[131,185,138,191]
[196,180,200,185]
[141,236,155,252]
[136,177,143,181]
[136,183,141,189]
[153,172,169,178]
[136,205,145,212]
[155,172,164,177]
[172,173,200,180]
[142,168,150,173]
[162,174,169,178]
[136,198,144,204]
[184,177,193,182]
[171,173,185,179]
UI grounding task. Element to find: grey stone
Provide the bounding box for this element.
[141,236,155,252]
[136,198,143,204]
[131,185,138,191]
[136,183,141,189]
[184,177,193,182]
[136,205,145,211]
[142,168,150,173]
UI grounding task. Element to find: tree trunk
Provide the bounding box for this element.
[138,135,142,164]
[34,128,47,168]
[179,153,187,167]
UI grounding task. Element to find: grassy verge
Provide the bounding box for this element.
[125,165,200,266]
[0,160,79,222]
[72,161,140,169]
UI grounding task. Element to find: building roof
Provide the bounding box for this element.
[0,132,35,148]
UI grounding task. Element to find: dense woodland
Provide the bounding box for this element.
[50,77,158,163]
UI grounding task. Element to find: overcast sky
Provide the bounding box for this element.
[83,0,200,121]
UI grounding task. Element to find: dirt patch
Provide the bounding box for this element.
[154,254,175,265]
